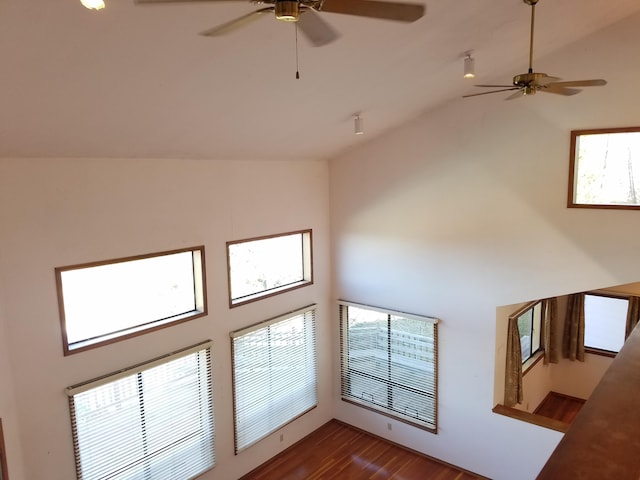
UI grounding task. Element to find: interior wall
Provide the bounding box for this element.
[329,12,640,480]
[0,294,26,479]
[0,157,331,480]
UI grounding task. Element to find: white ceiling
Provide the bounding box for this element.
[1,0,639,161]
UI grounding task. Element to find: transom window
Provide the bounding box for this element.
[56,246,207,355]
[66,342,215,480]
[226,230,312,307]
[515,301,543,364]
[339,301,438,432]
[231,305,317,453]
[569,127,640,209]
[584,293,628,354]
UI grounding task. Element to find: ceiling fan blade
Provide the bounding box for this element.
[298,9,340,46]
[135,0,243,4]
[536,75,561,86]
[540,85,582,96]
[318,0,425,22]
[462,88,519,98]
[473,84,516,88]
[505,90,524,101]
[546,79,607,88]
[199,7,272,37]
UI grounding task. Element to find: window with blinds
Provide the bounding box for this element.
[231,305,317,453]
[339,301,438,432]
[66,341,215,480]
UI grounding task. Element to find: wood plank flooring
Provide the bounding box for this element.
[240,420,482,480]
[533,392,585,425]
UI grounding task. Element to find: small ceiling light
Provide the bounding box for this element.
[354,115,364,135]
[463,53,475,79]
[81,0,105,10]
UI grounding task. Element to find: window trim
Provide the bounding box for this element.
[66,341,215,480]
[0,418,9,480]
[583,291,629,356]
[510,300,544,366]
[56,246,207,356]
[339,300,439,433]
[226,230,313,308]
[230,305,318,453]
[568,126,640,210]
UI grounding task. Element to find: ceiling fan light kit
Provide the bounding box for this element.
[463,0,607,100]
[275,1,300,22]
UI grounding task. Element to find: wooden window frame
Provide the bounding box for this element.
[511,300,544,367]
[339,301,439,433]
[583,291,628,357]
[230,305,318,453]
[56,246,207,355]
[0,418,8,480]
[226,230,313,308]
[568,126,640,210]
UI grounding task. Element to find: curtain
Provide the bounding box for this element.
[562,293,585,362]
[626,296,640,337]
[504,316,523,407]
[542,297,559,365]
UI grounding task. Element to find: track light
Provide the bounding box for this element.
[354,115,364,135]
[463,53,475,79]
[81,0,105,9]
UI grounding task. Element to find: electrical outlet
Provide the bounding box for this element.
[387,423,392,431]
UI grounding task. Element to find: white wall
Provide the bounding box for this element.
[0,157,331,480]
[0,295,26,479]
[329,12,640,480]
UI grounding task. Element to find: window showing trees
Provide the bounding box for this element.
[516,301,543,364]
[226,230,313,307]
[339,301,438,432]
[569,127,640,209]
[56,246,207,355]
[231,306,317,453]
[66,342,215,480]
[584,293,628,354]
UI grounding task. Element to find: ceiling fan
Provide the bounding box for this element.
[134,0,426,47]
[464,0,606,100]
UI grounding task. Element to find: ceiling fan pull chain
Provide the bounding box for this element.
[295,22,301,79]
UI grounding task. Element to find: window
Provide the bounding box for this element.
[56,246,207,355]
[569,127,640,209]
[66,342,215,480]
[231,305,317,453]
[227,230,312,307]
[584,293,628,354]
[339,301,438,432]
[514,301,543,364]
[0,419,8,480]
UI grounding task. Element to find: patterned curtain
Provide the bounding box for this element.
[543,297,559,365]
[562,293,585,362]
[504,316,523,407]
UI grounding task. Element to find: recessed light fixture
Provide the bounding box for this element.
[354,115,364,135]
[81,0,105,10]
[463,53,475,79]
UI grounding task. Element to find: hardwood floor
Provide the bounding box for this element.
[240,420,482,480]
[533,391,585,425]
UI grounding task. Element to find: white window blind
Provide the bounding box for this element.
[339,301,438,432]
[66,341,215,480]
[231,305,317,453]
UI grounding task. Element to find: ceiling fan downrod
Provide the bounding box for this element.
[524,0,539,74]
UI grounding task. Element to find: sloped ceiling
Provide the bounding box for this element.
[1,0,639,161]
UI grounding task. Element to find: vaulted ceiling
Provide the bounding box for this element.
[2,0,639,161]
